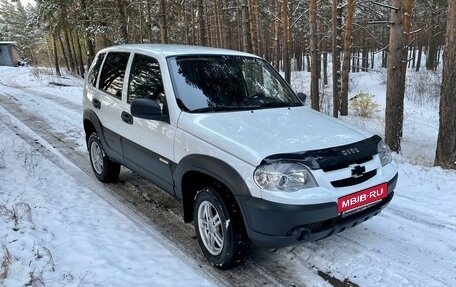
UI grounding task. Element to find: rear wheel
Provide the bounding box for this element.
[193,186,250,269]
[88,133,120,182]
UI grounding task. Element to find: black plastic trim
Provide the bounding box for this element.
[174,154,251,200]
[262,135,382,171]
[121,137,175,195]
[237,172,398,248]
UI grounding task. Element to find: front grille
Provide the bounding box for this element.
[322,156,373,172]
[331,169,377,187]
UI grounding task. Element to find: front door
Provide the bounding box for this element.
[120,53,176,194]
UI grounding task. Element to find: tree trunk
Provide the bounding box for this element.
[116,0,129,43]
[283,0,291,83]
[323,50,328,86]
[76,30,85,77]
[253,0,261,55]
[214,0,222,47]
[79,0,95,65]
[340,0,355,116]
[411,44,416,68]
[306,54,311,72]
[371,49,375,69]
[426,8,438,70]
[69,29,80,75]
[385,0,414,152]
[58,34,70,72]
[248,0,258,54]
[240,0,253,52]
[147,1,153,42]
[332,0,342,117]
[196,0,205,46]
[382,50,388,68]
[435,0,456,169]
[362,17,369,72]
[309,0,319,111]
[64,30,75,73]
[272,1,280,69]
[52,34,61,77]
[158,0,167,43]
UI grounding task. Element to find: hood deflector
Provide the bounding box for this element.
[261,135,382,171]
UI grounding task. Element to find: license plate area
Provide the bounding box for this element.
[338,183,388,213]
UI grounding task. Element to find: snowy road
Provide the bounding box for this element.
[1,67,455,287]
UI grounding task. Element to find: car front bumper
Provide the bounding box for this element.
[237,173,398,248]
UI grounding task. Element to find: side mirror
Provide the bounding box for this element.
[297,92,307,104]
[131,98,162,120]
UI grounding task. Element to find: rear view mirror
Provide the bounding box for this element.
[131,98,162,119]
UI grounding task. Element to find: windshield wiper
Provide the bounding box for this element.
[190,106,245,113]
[191,102,302,113]
[257,102,302,108]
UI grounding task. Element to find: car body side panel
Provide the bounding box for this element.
[122,137,175,195]
[83,109,123,164]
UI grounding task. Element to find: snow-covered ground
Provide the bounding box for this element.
[0,65,455,287]
[0,67,214,286]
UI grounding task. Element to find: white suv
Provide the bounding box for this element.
[83,44,398,269]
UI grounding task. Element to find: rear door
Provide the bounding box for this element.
[95,51,131,160]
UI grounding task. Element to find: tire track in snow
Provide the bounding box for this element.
[0,91,317,286]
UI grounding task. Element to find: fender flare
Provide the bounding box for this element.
[174,154,251,199]
[174,154,252,223]
[83,109,104,142]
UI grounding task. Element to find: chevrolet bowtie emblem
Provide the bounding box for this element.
[351,165,366,178]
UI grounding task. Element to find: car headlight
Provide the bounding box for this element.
[253,161,317,192]
[378,140,392,166]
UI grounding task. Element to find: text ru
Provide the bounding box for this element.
[342,188,384,209]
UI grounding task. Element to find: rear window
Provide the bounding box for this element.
[87,53,105,87]
[98,52,130,99]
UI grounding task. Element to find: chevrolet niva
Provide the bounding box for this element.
[83,44,398,269]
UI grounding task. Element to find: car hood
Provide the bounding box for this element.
[178,106,372,166]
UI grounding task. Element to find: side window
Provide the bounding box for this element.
[87,53,105,87]
[127,54,166,113]
[98,52,130,99]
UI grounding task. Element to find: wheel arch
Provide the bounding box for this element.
[174,154,251,223]
[83,109,103,144]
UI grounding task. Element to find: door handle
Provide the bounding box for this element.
[121,111,133,125]
[92,98,101,109]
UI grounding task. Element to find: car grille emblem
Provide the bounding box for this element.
[350,165,366,178]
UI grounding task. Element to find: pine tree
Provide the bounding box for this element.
[435,0,456,169]
[385,0,415,152]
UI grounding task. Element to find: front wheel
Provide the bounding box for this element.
[193,186,250,269]
[88,133,120,183]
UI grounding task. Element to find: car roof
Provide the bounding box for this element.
[97,44,259,58]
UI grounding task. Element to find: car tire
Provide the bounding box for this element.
[88,133,120,183]
[193,185,250,269]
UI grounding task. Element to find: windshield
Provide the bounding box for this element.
[168,55,301,112]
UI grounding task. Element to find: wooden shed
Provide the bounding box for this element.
[0,41,20,66]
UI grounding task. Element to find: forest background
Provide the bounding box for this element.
[1,0,455,168]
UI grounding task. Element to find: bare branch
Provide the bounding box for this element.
[371,1,399,10]
[367,20,395,25]
[409,29,423,35]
